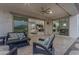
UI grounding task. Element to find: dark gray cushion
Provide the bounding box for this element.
[8,33,18,40]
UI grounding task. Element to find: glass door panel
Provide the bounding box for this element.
[13,16,28,33]
[53,18,69,36]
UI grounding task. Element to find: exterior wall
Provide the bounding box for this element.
[0,9,13,36]
[69,14,79,39]
[77,14,79,38]
[44,19,53,35]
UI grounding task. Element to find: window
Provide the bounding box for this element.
[52,17,69,36]
[13,15,28,33]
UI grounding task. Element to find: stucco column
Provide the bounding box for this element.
[44,19,53,35]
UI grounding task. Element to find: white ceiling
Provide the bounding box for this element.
[0,3,78,20]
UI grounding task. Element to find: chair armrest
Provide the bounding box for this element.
[33,42,52,55]
[39,38,45,41]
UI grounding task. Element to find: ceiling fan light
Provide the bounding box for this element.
[49,10,53,14]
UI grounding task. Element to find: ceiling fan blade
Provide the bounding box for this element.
[40,6,52,14]
[41,7,44,11]
[45,8,51,11]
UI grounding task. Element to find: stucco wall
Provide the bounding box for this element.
[44,19,53,35]
[69,14,79,39]
[0,9,13,36]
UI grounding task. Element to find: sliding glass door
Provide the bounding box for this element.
[13,16,28,33]
[52,17,69,36]
[28,18,44,35]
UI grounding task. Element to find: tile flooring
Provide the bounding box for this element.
[18,35,76,55]
[64,39,79,55]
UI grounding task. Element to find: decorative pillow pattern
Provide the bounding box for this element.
[17,33,25,40]
[9,33,18,40]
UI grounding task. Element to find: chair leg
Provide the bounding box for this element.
[49,45,55,55]
[49,45,52,51]
[33,43,36,54]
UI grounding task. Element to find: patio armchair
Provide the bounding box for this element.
[33,34,55,55]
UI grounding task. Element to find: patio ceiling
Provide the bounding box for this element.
[0,3,78,20]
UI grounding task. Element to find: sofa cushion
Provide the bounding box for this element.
[43,37,50,45]
[17,33,25,40]
[9,33,18,40]
[46,38,52,48]
[37,40,45,45]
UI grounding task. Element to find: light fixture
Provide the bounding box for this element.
[40,7,53,14]
[48,10,53,14]
[56,22,59,26]
[63,23,67,26]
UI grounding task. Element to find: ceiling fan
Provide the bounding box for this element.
[40,7,53,14]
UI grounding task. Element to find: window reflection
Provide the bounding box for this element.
[53,17,69,36]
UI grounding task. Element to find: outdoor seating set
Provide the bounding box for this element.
[0,32,30,55]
